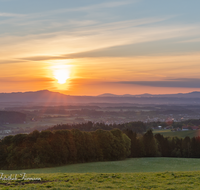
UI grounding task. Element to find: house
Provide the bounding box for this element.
[182,126,189,131]
[0,129,11,134]
[164,126,173,130]
[182,126,199,131]
[173,127,181,131]
[191,126,199,130]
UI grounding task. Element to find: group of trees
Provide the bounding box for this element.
[3,120,200,170]
[124,129,200,158]
[0,129,130,169]
[48,121,146,134]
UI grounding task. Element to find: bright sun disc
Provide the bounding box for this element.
[54,69,70,84]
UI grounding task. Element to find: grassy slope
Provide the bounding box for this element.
[153,129,200,138]
[2,158,200,189]
[2,157,200,174]
[1,172,200,189]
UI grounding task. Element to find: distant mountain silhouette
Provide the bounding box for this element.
[1,90,200,105]
[98,91,200,98]
[98,93,117,97]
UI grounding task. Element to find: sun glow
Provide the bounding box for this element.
[54,69,70,84]
[52,64,72,84]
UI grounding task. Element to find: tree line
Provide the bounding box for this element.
[124,129,200,158]
[47,121,146,134]
[47,119,200,133]
[2,123,200,170]
[0,129,130,169]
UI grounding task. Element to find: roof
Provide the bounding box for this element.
[182,126,199,130]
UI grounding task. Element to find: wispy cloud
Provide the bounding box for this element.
[43,0,137,14]
[0,12,24,17]
[0,59,27,64]
[0,76,54,83]
[18,21,200,61]
[0,1,200,65]
[0,1,135,26]
[116,78,200,88]
[178,37,200,43]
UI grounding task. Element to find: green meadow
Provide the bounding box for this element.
[153,130,200,138]
[1,157,200,174]
[1,158,200,189]
[1,172,200,190]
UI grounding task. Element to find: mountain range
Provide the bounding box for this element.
[1,90,200,105]
[98,91,200,98]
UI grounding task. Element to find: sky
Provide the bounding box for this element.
[0,0,200,96]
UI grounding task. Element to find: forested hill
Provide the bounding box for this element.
[0,111,26,124]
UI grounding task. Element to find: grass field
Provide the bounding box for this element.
[1,172,200,189]
[153,129,200,138]
[2,158,200,189]
[2,157,200,174]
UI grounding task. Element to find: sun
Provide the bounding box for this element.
[49,63,73,87]
[53,66,71,84]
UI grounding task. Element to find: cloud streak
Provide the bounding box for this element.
[0,60,27,64]
[117,78,200,88]
[62,0,136,12]
[17,20,200,61]
[0,1,135,27]
[0,12,24,17]
[0,76,54,83]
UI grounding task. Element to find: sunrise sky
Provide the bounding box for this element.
[0,0,200,95]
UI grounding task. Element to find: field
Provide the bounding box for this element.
[2,157,200,174]
[1,172,200,189]
[153,129,200,138]
[1,158,200,189]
